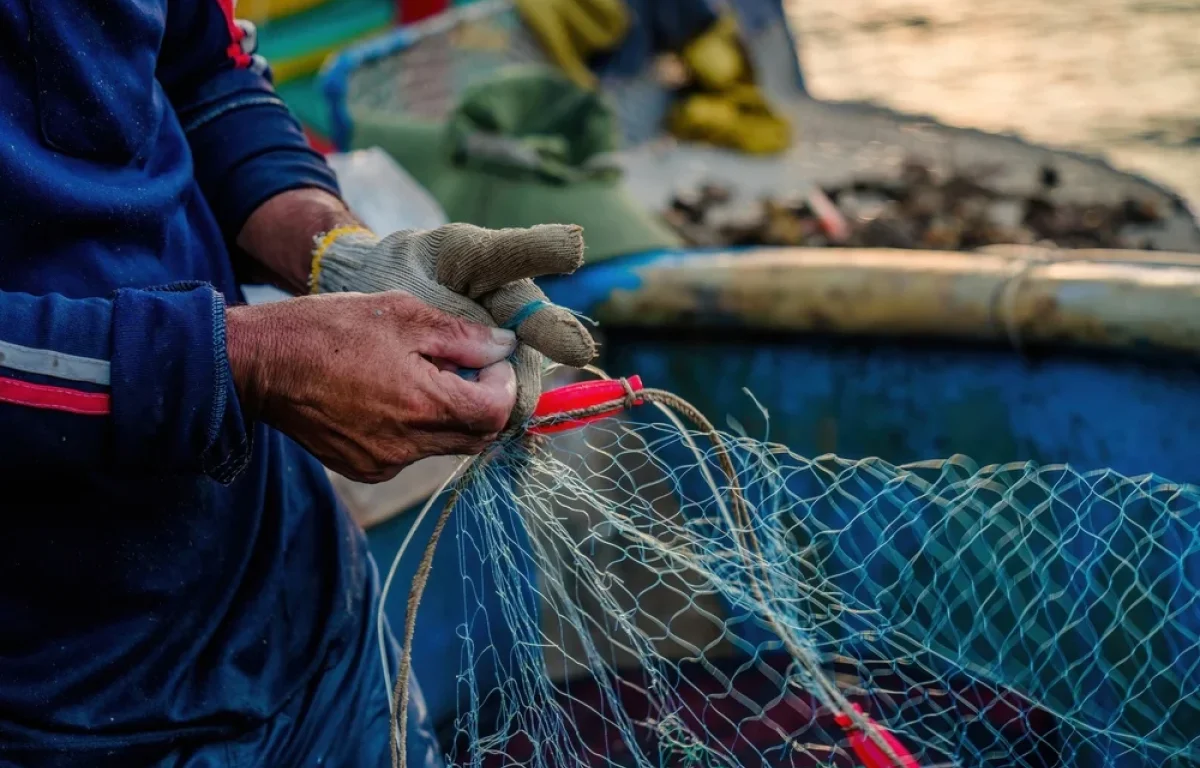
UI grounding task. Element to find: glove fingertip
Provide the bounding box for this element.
[530,223,586,274]
[518,309,597,368]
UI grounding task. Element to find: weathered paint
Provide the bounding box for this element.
[591,248,1200,358]
[561,245,1200,477]
[603,333,1200,481]
[977,244,1200,269]
[552,244,1200,476]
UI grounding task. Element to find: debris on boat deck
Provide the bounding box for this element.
[660,158,1168,251]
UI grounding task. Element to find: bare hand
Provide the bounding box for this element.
[226,291,518,483]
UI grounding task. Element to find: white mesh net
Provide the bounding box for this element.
[382,379,1200,768]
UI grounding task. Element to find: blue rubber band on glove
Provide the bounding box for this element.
[503,300,550,331]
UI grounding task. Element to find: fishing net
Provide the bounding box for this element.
[380,371,1200,768]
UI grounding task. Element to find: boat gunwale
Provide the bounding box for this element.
[548,245,1200,363]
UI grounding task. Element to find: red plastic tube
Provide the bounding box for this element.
[835,705,920,768]
[527,376,644,435]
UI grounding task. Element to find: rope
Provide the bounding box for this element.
[389,379,909,768]
[990,249,1054,356]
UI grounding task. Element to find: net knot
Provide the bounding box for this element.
[618,376,637,408]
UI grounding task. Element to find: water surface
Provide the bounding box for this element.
[788,0,1200,208]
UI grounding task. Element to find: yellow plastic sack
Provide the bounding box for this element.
[669,85,791,155]
[515,0,631,90]
[678,15,747,92]
[668,14,792,155]
[237,0,331,23]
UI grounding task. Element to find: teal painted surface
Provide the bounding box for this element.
[276,76,332,137]
[602,332,1200,482]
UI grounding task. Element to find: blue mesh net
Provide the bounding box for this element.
[381,388,1200,768]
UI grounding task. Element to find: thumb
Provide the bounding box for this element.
[419,314,519,371]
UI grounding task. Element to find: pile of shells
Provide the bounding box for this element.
[660,160,1167,251]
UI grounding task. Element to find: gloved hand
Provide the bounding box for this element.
[309,223,596,431]
[515,0,632,89]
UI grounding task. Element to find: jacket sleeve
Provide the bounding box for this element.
[157,0,342,241]
[0,281,250,483]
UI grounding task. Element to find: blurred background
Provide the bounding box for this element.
[788,0,1200,209]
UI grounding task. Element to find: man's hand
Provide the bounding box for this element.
[312,223,596,430]
[238,188,597,431]
[225,291,518,484]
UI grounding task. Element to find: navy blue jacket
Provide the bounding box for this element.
[0,0,364,759]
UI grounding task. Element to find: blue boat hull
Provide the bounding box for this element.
[603,330,1200,482]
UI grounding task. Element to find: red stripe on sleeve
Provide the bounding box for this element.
[303,126,336,155]
[215,0,252,68]
[399,0,450,23]
[0,376,111,416]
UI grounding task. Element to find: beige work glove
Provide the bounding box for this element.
[310,223,596,431]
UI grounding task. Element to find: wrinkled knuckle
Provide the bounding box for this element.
[437,383,470,418]
[441,313,488,347]
[366,444,414,475]
[379,289,420,317]
[458,437,493,457]
[477,401,510,436]
[444,388,481,427]
[447,385,509,435]
[404,298,452,333]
